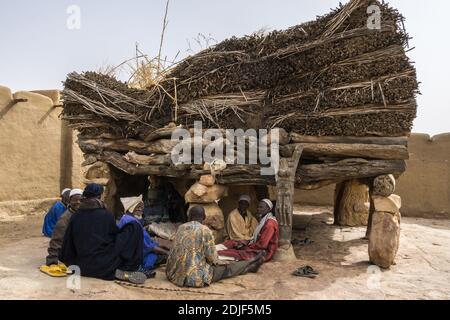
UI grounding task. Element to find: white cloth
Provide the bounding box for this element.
[61,188,71,196]
[69,189,83,198]
[261,199,273,211]
[120,195,143,213]
[239,195,251,204]
[215,244,228,251]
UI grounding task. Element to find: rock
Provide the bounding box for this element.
[189,182,208,197]
[203,160,227,174]
[83,161,112,187]
[199,175,216,187]
[373,174,396,197]
[369,195,402,269]
[185,184,228,203]
[334,179,370,227]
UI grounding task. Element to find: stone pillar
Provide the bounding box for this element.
[185,174,227,244]
[366,174,396,238]
[368,194,401,269]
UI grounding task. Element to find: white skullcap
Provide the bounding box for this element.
[121,195,143,213]
[61,188,71,196]
[261,199,274,211]
[69,189,83,198]
[239,195,251,204]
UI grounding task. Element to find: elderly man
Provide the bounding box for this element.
[46,188,83,266]
[118,196,170,278]
[166,206,264,288]
[60,184,147,284]
[42,188,71,237]
[219,199,279,262]
[225,195,258,241]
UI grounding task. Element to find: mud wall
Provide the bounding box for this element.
[294,133,450,218]
[0,85,82,203]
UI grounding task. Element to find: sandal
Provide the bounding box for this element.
[115,269,147,284]
[39,263,70,278]
[292,266,319,278]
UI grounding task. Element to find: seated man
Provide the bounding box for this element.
[60,184,147,284]
[118,196,170,278]
[219,199,279,262]
[166,206,264,288]
[46,188,83,266]
[42,188,71,237]
[225,195,258,241]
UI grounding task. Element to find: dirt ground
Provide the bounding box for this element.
[0,205,449,300]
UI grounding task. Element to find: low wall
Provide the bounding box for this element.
[295,133,450,218]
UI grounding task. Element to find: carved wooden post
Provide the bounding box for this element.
[275,145,303,259]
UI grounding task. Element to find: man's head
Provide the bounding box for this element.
[132,201,145,218]
[188,206,206,223]
[69,189,83,211]
[83,183,104,199]
[256,199,273,221]
[238,195,251,213]
[121,196,144,217]
[61,188,71,206]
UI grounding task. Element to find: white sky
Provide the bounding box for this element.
[0,0,449,135]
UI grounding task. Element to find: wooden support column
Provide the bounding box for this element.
[365,178,376,239]
[274,145,303,261]
[333,179,370,227]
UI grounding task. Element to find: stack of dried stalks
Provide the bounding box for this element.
[61,0,418,138]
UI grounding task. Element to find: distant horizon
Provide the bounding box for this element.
[1,0,449,135]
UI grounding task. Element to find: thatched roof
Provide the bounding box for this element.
[61,0,418,139]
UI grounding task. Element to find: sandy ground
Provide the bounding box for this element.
[0,206,449,300]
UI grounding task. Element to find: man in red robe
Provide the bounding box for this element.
[219,199,279,262]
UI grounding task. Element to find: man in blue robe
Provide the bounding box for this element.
[42,188,71,237]
[118,196,170,278]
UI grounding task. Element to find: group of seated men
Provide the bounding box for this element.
[42,183,279,288]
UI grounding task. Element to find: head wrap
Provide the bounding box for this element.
[69,189,83,198]
[61,188,71,196]
[239,195,251,204]
[261,199,274,211]
[83,183,104,199]
[121,195,143,213]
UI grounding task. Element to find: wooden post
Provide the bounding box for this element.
[365,178,375,239]
[333,179,370,227]
[333,182,345,225]
[274,145,303,260]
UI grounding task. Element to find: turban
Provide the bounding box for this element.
[121,196,143,213]
[61,188,71,196]
[239,195,251,204]
[261,199,274,211]
[83,183,104,199]
[69,189,83,198]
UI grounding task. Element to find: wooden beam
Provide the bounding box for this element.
[0,99,28,120]
[124,151,172,166]
[297,158,406,184]
[290,133,408,146]
[78,138,178,155]
[280,143,409,160]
